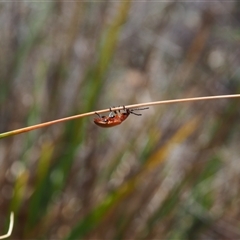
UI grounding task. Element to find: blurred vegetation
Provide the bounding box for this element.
[0,1,240,239]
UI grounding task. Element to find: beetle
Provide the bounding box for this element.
[94,106,149,128]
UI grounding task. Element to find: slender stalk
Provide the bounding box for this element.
[0,94,240,139]
[126,94,240,109]
[0,212,14,239]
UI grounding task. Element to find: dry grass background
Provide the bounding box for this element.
[0,1,240,239]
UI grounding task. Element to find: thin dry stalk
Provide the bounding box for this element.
[0,212,14,239]
[0,94,240,138]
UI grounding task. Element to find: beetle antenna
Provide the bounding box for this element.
[132,107,149,111]
[130,111,142,116]
[129,107,149,116]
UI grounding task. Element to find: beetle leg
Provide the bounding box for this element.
[95,112,101,118]
[109,106,119,117]
[108,107,116,118]
[121,105,126,114]
[109,111,115,118]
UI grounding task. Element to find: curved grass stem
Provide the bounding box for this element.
[0,94,240,139]
[0,212,14,239]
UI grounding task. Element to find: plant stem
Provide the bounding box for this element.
[0,94,240,139]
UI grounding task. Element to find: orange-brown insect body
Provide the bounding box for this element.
[94,107,148,128]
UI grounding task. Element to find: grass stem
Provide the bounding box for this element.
[0,94,240,139]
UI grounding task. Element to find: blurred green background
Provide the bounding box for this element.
[1,1,240,239]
